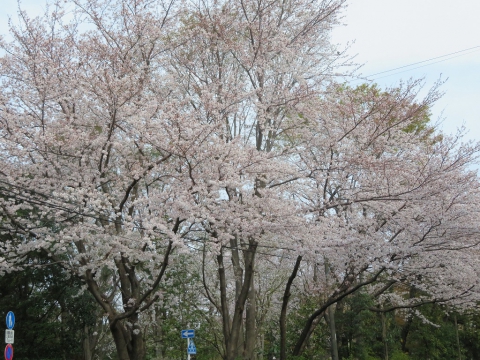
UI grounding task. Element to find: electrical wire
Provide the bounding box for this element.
[370,48,480,81]
[366,45,480,78]
[343,45,480,84]
[0,178,300,255]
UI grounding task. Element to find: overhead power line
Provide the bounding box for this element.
[366,45,480,78]
[372,50,480,81]
[342,45,480,84]
[0,179,299,255]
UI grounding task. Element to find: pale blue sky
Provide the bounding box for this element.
[332,0,480,142]
[2,0,479,142]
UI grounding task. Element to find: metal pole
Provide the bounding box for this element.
[187,337,190,360]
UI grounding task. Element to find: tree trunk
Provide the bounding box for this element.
[324,261,339,360]
[231,238,245,354]
[280,255,302,360]
[110,321,131,360]
[245,271,257,360]
[381,312,388,360]
[326,306,339,360]
[84,257,164,360]
[292,267,385,356]
[400,314,412,353]
[454,314,461,360]
[259,333,265,360]
[109,317,146,360]
[83,325,92,360]
[131,316,146,360]
[217,250,232,356]
[225,240,257,360]
[156,308,167,360]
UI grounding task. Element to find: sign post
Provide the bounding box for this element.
[4,311,14,360]
[181,329,195,360]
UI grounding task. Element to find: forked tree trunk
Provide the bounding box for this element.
[218,240,258,360]
[83,239,173,360]
[110,321,131,360]
[110,316,146,360]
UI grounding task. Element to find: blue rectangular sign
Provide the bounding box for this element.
[181,329,195,338]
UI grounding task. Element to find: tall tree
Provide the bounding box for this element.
[2,1,480,360]
[0,1,186,359]
[283,83,480,356]
[167,1,347,359]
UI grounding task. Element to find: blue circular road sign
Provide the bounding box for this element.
[5,312,14,330]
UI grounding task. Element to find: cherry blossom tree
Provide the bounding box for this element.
[0,1,189,359]
[166,1,349,359]
[2,1,480,360]
[278,82,480,357]
[0,0,347,358]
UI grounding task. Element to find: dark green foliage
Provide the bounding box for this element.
[145,254,223,360]
[279,296,330,360]
[1,251,479,360]
[401,306,468,360]
[459,312,480,360]
[0,255,97,360]
[285,288,480,360]
[335,293,381,360]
